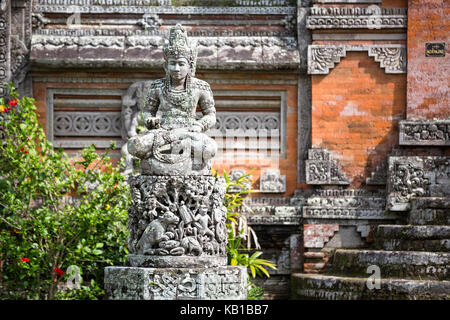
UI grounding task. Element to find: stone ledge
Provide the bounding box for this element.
[291,273,450,300]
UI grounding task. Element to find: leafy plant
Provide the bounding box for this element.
[213,169,277,299]
[0,83,130,300]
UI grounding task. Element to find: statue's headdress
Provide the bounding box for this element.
[163,24,198,76]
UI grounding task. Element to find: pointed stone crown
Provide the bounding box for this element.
[163,24,198,74]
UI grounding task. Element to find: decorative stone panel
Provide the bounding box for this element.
[307,7,407,30]
[259,169,286,193]
[305,148,349,185]
[308,44,406,74]
[387,156,450,211]
[399,120,450,146]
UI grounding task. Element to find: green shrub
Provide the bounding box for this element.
[0,84,130,300]
[214,169,277,299]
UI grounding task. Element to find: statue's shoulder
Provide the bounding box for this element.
[191,77,212,92]
[149,78,166,90]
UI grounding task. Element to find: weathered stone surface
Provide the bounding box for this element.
[104,266,247,300]
[291,273,450,300]
[329,249,449,280]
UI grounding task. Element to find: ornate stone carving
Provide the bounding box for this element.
[53,112,122,137]
[259,169,286,193]
[387,156,450,211]
[127,175,227,263]
[307,45,346,75]
[308,44,407,74]
[367,45,406,74]
[138,13,162,31]
[104,266,247,300]
[305,148,349,185]
[307,7,407,29]
[399,120,450,146]
[33,3,296,15]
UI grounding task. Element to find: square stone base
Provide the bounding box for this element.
[104,266,247,300]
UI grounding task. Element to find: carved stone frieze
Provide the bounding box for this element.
[387,156,450,211]
[127,175,228,265]
[33,3,296,15]
[308,44,406,74]
[104,266,247,300]
[259,169,286,193]
[53,111,122,137]
[399,120,450,146]
[307,7,407,30]
[302,189,398,221]
[305,148,349,185]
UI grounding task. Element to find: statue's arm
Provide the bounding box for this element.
[195,85,216,132]
[140,83,161,127]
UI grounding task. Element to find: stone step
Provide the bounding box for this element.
[291,273,450,300]
[374,225,450,251]
[329,249,449,280]
[375,225,450,240]
[375,238,450,252]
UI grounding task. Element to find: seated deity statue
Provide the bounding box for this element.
[127,24,217,175]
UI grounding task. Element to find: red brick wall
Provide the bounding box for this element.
[407,0,450,119]
[311,52,406,187]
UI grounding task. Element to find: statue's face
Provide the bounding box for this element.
[167,57,190,81]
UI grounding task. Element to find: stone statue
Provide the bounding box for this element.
[105,24,247,300]
[125,24,228,266]
[127,23,217,176]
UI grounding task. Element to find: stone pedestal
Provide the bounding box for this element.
[105,266,247,300]
[105,173,248,300]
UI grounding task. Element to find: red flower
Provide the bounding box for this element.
[8,99,17,107]
[20,257,30,263]
[24,150,28,154]
[53,267,64,277]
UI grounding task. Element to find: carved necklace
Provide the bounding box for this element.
[162,75,194,109]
